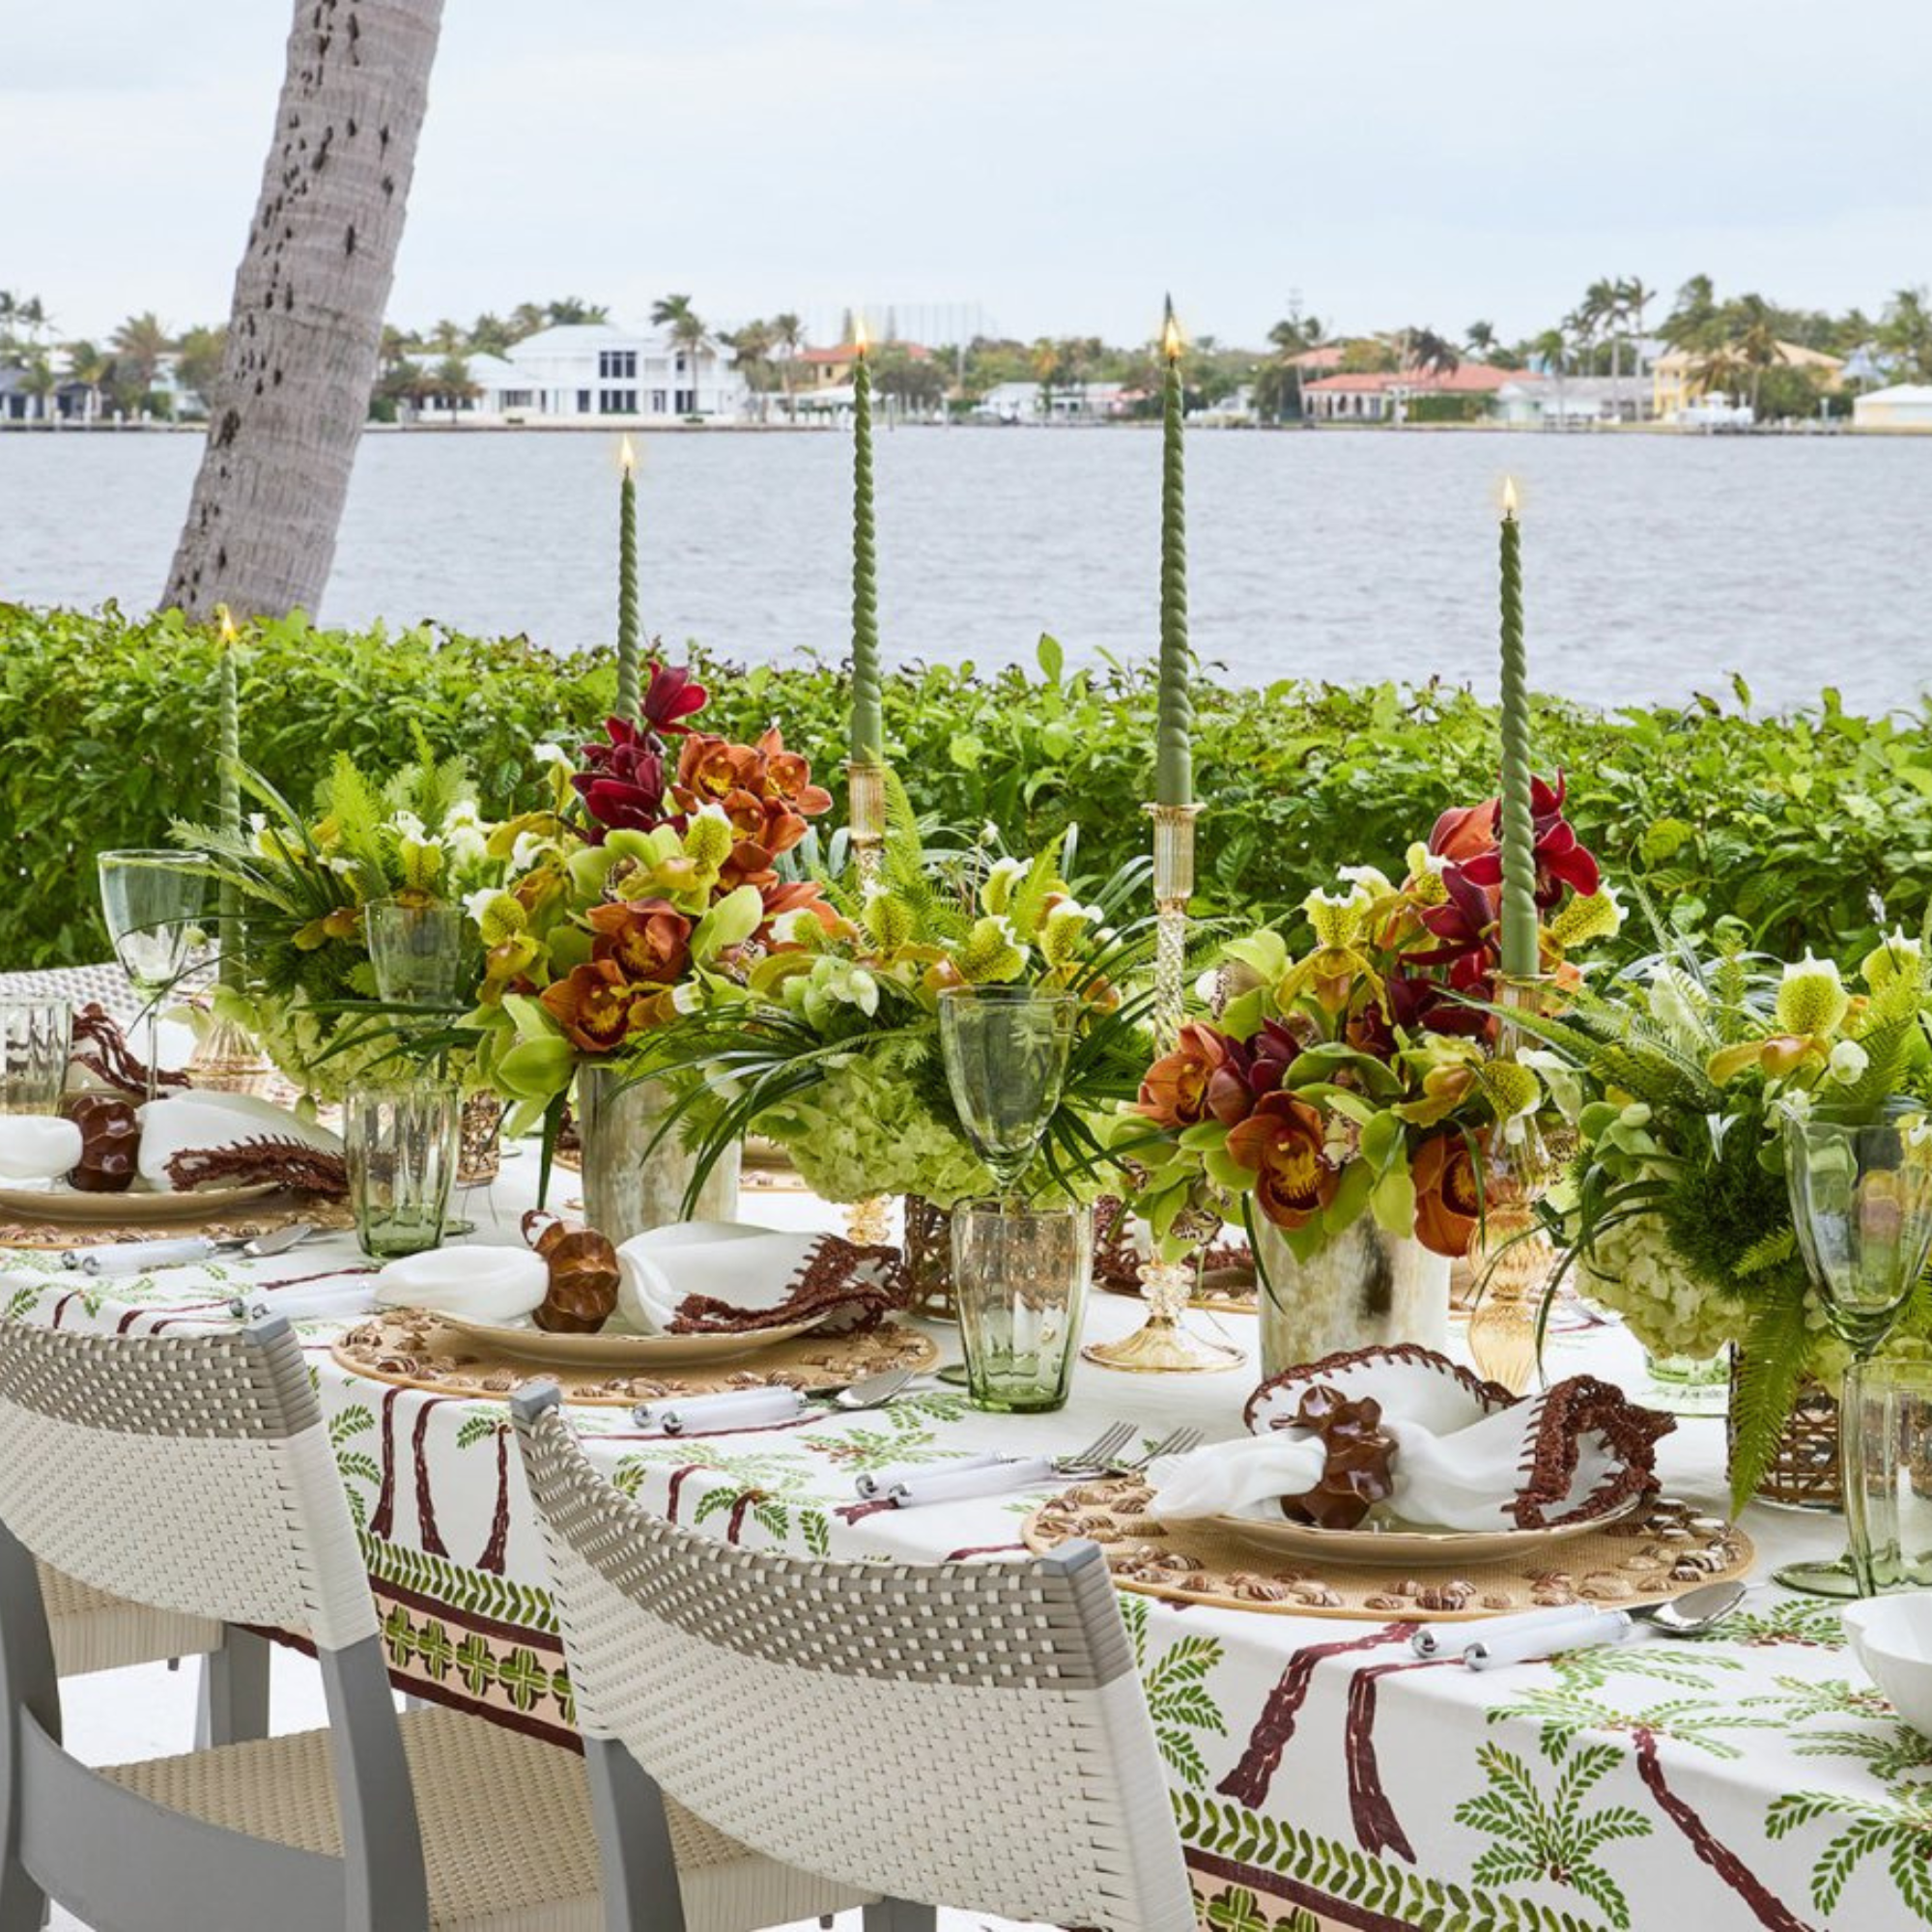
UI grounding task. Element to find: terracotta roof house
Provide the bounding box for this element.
[797,342,934,389]
[1301,363,1535,422]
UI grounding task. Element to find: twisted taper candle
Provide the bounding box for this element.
[849,343,883,767]
[615,442,640,724]
[1155,306,1193,808]
[1496,498,1539,980]
[216,612,243,991]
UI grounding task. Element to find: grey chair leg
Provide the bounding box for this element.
[583,1737,688,1932]
[864,1900,936,1932]
[196,1628,271,1748]
[0,1524,55,1932]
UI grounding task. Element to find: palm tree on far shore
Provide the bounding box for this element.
[20,353,56,421]
[110,311,171,405]
[771,311,805,419]
[1464,319,1498,359]
[651,295,713,412]
[64,340,110,421]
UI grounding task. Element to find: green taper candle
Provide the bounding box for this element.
[1496,479,1539,980]
[615,436,640,724]
[849,327,883,767]
[216,609,243,992]
[1155,297,1193,808]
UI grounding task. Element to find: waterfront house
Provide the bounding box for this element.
[1301,363,1532,422]
[971,379,1138,423]
[797,341,936,391]
[1853,384,1932,431]
[456,322,749,423]
[1494,374,1654,426]
[1651,340,1842,421]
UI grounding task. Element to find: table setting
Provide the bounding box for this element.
[13,345,1932,1931]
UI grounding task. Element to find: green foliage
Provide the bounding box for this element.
[14,599,1932,990]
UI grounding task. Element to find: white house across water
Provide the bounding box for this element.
[425,323,750,424]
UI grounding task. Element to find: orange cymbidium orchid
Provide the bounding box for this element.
[1226,1092,1342,1232]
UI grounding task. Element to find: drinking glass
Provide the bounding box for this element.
[366,900,467,1009]
[937,987,1079,1401]
[952,1201,1091,1412]
[937,986,1078,1190]
[346,1081,460,1260]
[0,1002,72,1115]
[98,849,208,1102]
[1777,1110,1932,1596]
[1843,1358,1932,1594]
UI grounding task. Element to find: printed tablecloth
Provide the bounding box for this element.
[5,1174,1926,1932]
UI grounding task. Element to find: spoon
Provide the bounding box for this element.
[74,1221,318,1278]
[814,1366,918,1410]
[1465,1578,1747,1670]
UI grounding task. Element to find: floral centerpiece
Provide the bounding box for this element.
[1122,777,1620,1364]
[637,800,1152,1216]
[174,749,501,1101]
[1511,919,1932,1506]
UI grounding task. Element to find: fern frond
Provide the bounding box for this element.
[1728,1295,1813,1514]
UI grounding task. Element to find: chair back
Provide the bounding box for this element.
[0,1318,377,1654]
[513,1387,1196,1932]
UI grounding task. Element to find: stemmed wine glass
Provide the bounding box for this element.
[938,986,1084,1407]
[1776,1107,1932,1597]
[98,850,209,1104]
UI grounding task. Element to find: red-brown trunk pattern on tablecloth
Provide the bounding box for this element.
[412,1400,449,1556]
[1345,1660,1436,1861]
[666,1464,701,1522]
[1633,1727,1815,1932]
[476,1426,512,1574]
[369,1386,406,1540]
[725,1492,762,1543]
[1219,1625,1412,1808]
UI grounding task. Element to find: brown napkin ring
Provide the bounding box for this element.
[1274,1382,1398,1531]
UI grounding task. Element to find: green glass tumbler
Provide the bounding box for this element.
[347,1081,460,1260]
[952,1200,1091,1413]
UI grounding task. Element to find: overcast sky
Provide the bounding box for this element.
[6,0,1926,349]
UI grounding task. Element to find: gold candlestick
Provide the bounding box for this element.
[1083,798,1240,1374]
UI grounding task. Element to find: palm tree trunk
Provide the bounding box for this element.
[164,0,444,620]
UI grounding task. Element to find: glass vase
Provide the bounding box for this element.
[1254,1216,1451,1378]
[1643,1346,1731,1415]
[577,1064,740,1247]
[347,1081,459,1260]
[952,1201,1091,1413]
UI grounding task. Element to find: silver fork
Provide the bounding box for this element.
[1050,1419,1135,1477]
[1122,1425,1204,1474]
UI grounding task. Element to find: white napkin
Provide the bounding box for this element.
[136,1091,342,1192]
[0,1117,81,1181]
[1151,1362,1666,1532]
[615,1222,900,1336]
[375,1247,548,1322]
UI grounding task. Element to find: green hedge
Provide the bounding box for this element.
[5,600,1930,971]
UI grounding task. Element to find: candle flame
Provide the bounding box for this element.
[853,314,869,356]
[619,434,637,475]
[1501,475,1520,518]
[1162,312,1183,360]
[216,606,238,646]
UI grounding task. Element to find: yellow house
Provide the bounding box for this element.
[1652,340,1843,419]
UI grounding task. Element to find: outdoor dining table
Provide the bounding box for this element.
[2,1162,1920,1932]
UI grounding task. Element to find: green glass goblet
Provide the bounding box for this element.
[1776,1109,1932,1598]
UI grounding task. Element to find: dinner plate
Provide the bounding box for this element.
[0,1180,279,1225]
[1213,1492,1642,1567]
[433,1311,820,1368]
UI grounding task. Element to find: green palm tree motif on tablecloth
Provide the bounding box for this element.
[1717,1598,1850,1650]
[1543,1635,1747,1695]
[1121,1593,1227,1788]
[799,1393,975,1476]
[1453,1738,1650,1931]
[613,1442,836,1556]
[457,1412,515,1572]
[331,1403,380,1531]
[1767,1779,1932,1923]
[1747,1674,1932,1780]
[1489,1687,1811,1932]
[3,1284,43,1322]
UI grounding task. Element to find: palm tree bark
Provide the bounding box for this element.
[165,0,444,620]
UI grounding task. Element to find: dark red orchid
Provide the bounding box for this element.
[1430,773,1600,911]
[640,663,709,735]
[1412,863,1499,969]
[1205,1017,1305,1125]
[572,718,670,842]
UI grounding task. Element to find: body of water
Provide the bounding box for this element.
[4,426,1928,713]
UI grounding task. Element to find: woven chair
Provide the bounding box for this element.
[511,1383,1199,1932]
[0,964,142,1027]
[0,1320,868,1932]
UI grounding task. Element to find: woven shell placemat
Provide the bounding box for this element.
[0,1195,353,1251]
[1022,1474,1754,1622]
[331,1310,940,1406]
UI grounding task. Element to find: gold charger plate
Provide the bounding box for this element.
[1023,1473,1752,1621]
[1212,1493,1639,1568]
[434,1310,819,1368]
[333,1310,940,1406]
[0,1180,279,1227]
